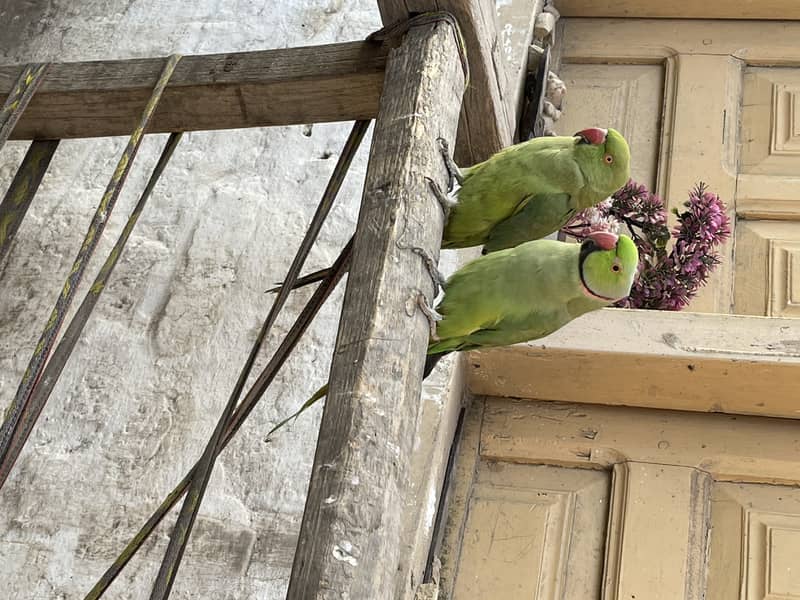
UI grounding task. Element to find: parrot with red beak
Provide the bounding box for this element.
[440,127,631,253]
[269,127,631,294]
[423,230,638,374]
[266,231,638,437]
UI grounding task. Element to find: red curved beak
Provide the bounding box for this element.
[574,127,608,145]
[587,230,618,250]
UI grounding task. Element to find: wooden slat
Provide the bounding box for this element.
[0,42,388,140]
[559,18,800,63]
[378,0,515,164]
[555,0,800,19]
[480,398,800,485]
[286,21,466,600]
[0,139,59,262]
[468,308,800,419]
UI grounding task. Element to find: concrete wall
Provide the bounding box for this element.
[0,2,383,598]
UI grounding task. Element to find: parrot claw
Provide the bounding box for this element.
[427,177,457,219]
[437,137,463,191]
[411,246,447,297]
[416,292,442,341]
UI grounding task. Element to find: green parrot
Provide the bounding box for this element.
[440,127,631,253]
[266,231,639,438]
[422,230,638,375]
[268,127,631,294]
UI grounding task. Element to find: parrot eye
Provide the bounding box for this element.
[604,154,614,164]
[612,264,621,272]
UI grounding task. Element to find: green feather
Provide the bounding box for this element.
[443,128,631,252]
[268,235,639,438]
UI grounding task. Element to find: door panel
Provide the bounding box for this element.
[438,398,800,599]
[741,67,800,177]
[451,463,609,599]
[558,64,664,189]
[735,220,800,317]
[556,18,800,315]
[708,482,800,599]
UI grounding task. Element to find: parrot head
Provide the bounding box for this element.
[578,231,638,303]
[573,127,631,197]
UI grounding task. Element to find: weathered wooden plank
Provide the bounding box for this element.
[555,0,800,20]
[468,308,800,419]
[0,42,388,140]
[497,0,544,138]
[480,397,800,485]
[559,18,800,62]
[378,0,514,164]
[286,21,466,600]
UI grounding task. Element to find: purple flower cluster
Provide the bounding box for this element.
[562,180,731,310]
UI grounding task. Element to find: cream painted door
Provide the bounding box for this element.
[438,397,800,599]
[554,19,800,315]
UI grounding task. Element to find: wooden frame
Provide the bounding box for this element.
[286,20,467,600]
[464,18,800,419]
[468,308,800,419]
[555,0,800,20]
[378,0,525,164]
[0,42,389,139]
[438,395,800,599]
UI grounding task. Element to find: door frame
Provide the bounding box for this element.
[556,0,800,20]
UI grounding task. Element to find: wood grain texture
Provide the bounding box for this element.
[480,397,800,485]
[0,42,388,139]
[436,398,484,600]
[555,0,800,19]
[378,0,515,165]
[0,139,59,262]
[468,308,800,419]
[286,21,466,600]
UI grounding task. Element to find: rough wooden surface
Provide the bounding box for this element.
[436,398,484,600]
[0,41,388,139]
[378,0,514,165]
[481,398,800,484]
[555,0,800,19]
[468,308,800,419]
[0,139,59,262]
[286,21,465,600]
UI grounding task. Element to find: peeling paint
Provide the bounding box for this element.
[332,542,359,567]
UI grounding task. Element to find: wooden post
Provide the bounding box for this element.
[379,0,515,165]
[286,20,466,600]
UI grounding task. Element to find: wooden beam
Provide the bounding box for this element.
[468,308,800,419]
[0,42,388,140]
[481,398,800,485]
[286,20,465,600]
[378,0,515,165]
[555,0,800,20]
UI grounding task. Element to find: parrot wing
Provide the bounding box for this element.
[442,140,585,250]
[482,192,575,253]
[428,241,575,354]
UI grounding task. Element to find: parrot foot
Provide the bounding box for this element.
[412,246,447,296]
[427,177,457,219]
[437,137,463,191]
[416,292,442,341]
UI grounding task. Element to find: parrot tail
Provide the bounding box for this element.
[265,383,329,441]
[266,266,333,294]
[423,352,448,378]
[266,352,448,441]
